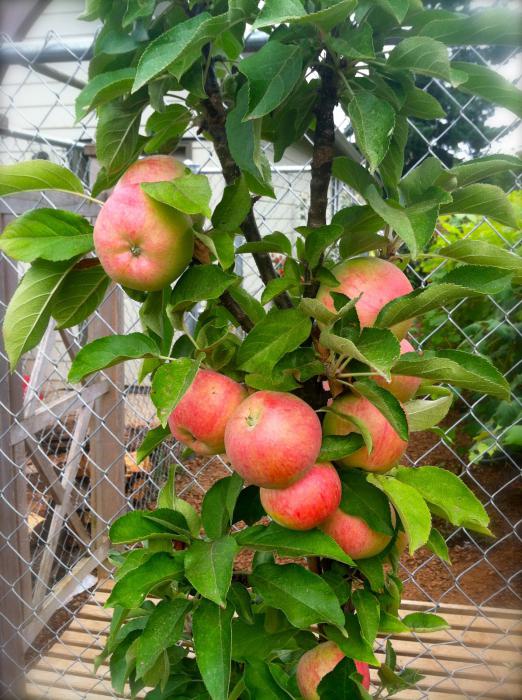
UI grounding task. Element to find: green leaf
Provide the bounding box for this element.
[3,259,76,369]
[151,357,200,426]
[236,523,356,566]
[95,101,143,185]
[0,160,84,196]
[405,388,453,432]
[75,67,135,120]
[379,611,409,634]
[211,175,251,233]
[0,209,93,262]
[237,308,311,374]
[299,298,337,325]
[452,61,522,118]
[392,349,510,401]
[250,563,345,630]
[303,224,344,268]
[239,41,304,120]
[114,549,155,581]
[68,332,159,382]
[348,92,395,172]
[439,184,517,228]
[52,262,109,330]
[338,229,386,257]
[419,9,521,46]
[388,37,467,86]
[340,470,395,536]
[327,21,375,60]
[193,600,233,700]
[232,485,265,526]
[202,474,243,540]
[136,425,171,464]
[401,86,446,120]
[318,434,365,462]
[253,0,355,31]
[365,185,439,257]
[356,556,385,593]
[185,536,238,607]
[367,474,432,553]
[402,612,449,632]
[106,552,185,608]
[318,658,363,699]
[170,265,237,313]
[143,171,211,218]
[133,13,211,91]
[123,0,155,27]
[372,0,409,23]
[353,589,380,646]
[232,618,297,662]
[448,154,522,188]
[375,266,513,330]
[261,277,297,305]
[157,466,201,538]
[144,104,192,154]
[136,599,191,680]
[394,466,491,535]
[332,156,381,198]
[243,661,293,699]
[352,379,409,442]
[325,614,380,666]
[236,232,292,256]
[109,509,190,545]
[333,204,384,239]
[427,528,451,563]
[320,327,400,381]
[399,156,446,205]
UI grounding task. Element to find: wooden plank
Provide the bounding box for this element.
[88,286,126,547]
[0,252,30,698]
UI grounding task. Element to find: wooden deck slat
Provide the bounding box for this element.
[27,582,522,700]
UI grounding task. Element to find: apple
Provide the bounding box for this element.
[320,507,392,560]
[115,154,186,190]
[322,392,407,472]
[316,256,413,338]
[260,462,341,530]
[374,338,422,402]
[168,369,247,455]
[296,641,370,699]
[93,183,193,291]
[224,390,322,488]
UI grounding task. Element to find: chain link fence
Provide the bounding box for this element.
[0,24,520,700]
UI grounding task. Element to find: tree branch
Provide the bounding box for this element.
[200,59,293,309]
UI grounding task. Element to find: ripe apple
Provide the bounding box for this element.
[260,462,341,530]
[224,390,322,488]
[374,338,422,402]
[168,369,247,455]
[296,641,370,699]
[115,154,186,190]
[322,392,407,472]
[321,507,392,560]
[316,256,413,338]
[93,183,193,291]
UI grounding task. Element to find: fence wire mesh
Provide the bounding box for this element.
[0,25,521,700]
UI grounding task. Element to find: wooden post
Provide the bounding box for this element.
[0,254,30,699]
[88,284,126,547]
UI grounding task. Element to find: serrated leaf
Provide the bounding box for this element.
[0,209,93,262]
[95,101,143,188]
[394,465,491,535]
[170,265,237,313]
[239,41,304,120]
[0,160,84,196]
[236,523,355,565]
[237,308,311,375]
[402,612,449,632]
[392,349,510,401]
[68,332,159,382]
[202,474,243,540]
[325,614,380,666]
[440,184,517,228]
[372,0,409,23]
[317,657,362,700]
[367,474,432,553]
[211,175,252,233]
[318,434,365,462]
[320,327,400,381]
[244,660,293,699]
[419,9,521,46]
[144,104,192,154]
[250,563,345,630]
[4,259,77,369]
[109,509,191,545]
[136,425,171,464]
[401,86,446,120]
[52,262,109,329]
[193,599,233,700]
[427,528,451,563]
[105,552,185,608]
[151,357,200,425]
[75,67,136,120]
[452,61,522,118]
[236,232,292,256]
[303,224,344,268]
[253,0,355,31]
[348,93,395,172]
[405,388,453,432]
[332,156,380,198]
[340,470,395,536]
[352,379,409,441]
[448,154,522,188]
[143,171,211,218]
[388,37,467,86]
[185,537,238,607]
[353,589,380,646]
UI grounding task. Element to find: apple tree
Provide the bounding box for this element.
[1,0,521,697]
